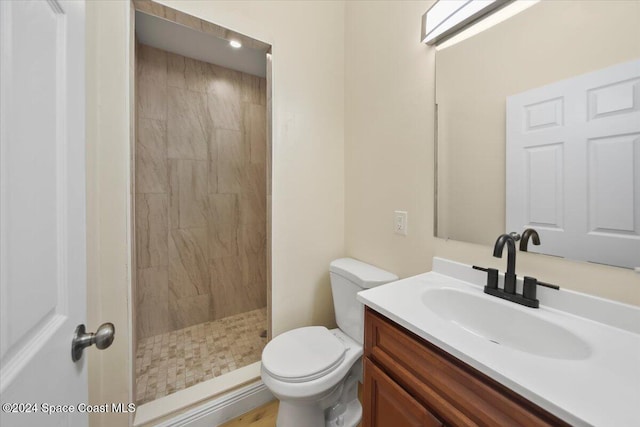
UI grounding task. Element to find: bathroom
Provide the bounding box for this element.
[0,1,638,427]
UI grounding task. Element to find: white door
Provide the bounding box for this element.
[506,59,640,269]
[1,1,88,426]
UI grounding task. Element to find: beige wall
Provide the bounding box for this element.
[436,0,640,245]
[134,44,267,340]
[344,0,640,306]
[345,0,436,278]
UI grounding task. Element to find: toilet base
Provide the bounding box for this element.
[276,400,325,427]
[276,398,362,427]
[275,362,362,427]
[326,399,362,427]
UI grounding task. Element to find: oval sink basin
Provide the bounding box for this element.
[422,287,592,360]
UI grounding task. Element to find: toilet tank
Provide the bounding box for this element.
[329,258,398,344]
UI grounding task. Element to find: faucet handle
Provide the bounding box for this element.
[473,265,498,290]
[522,276,538,301]
[486,268,498,290]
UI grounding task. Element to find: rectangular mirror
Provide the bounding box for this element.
[435,0,640,269]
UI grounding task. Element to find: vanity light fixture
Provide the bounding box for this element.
[229,40,242,49]
[421,0,513,45]
[436,0,541,50]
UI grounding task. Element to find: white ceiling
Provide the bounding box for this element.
[135,11,266,78]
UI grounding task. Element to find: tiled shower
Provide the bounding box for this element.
[134,43,268,404]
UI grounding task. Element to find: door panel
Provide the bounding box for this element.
[0,1,87,426]
[507,60,640,268]
[524,143,563,228]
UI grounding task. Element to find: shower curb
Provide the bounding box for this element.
[151,381,273,427]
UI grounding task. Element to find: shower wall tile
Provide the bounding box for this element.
[266,96,272,197]
[167,53,208,93]
[162,7,203,30]
[167,53,187,89]
[169,294,211,330]
[240,163,266,225]
[207,130,218,194]
[167,87,209,160]
[207,64,241,100]
[216,129,244,193]
[210,256,247,319]
[200,19,227,41]
[169,160,208,229]
[136,194,168,269]
[208,161,218,194]
[136,44,267,339]
[208,193,239,226]
[259,78,267,106]
[208,194,239,258]
[137,267,169,339]
[133,0,166,18]
[241,221,267,295]
[241,74,262,104]
[168,227,209,298]
[136,118,167,193]
[207,222,238,259]
[137,45,167,121]
[244,103,267,164]
[208,95,241,131]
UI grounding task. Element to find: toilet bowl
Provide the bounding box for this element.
[261,258,398,427]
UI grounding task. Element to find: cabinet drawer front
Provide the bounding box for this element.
[364,308,569,427]
[364,357,443,427]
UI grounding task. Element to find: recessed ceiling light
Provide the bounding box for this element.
[229,40,242,49]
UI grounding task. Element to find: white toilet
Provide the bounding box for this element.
[261,258,398,427]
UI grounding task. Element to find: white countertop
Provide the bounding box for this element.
[357,257,640,427]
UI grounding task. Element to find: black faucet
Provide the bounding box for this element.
[520,228,540,252]
[472,233,559,309]
[493,234,516,294]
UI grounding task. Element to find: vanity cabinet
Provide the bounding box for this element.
[362,307,570,427]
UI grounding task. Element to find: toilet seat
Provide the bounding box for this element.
[262,326,346,383]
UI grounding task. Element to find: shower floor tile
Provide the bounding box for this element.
[135,307,267,404]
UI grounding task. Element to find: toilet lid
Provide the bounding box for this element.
[262,326,346,383]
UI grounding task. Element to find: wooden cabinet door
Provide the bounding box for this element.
[363,358,443,427]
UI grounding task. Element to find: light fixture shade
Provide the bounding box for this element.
[421,0,512,45]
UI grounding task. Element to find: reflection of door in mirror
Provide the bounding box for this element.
[506,60,640,269]
[435,0,640,269]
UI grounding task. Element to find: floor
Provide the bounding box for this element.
[219,401,278,427]
[135,307,267,404]
[220,385,364,427]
